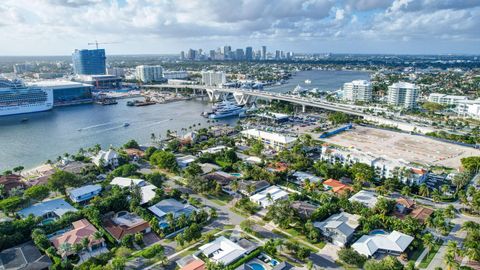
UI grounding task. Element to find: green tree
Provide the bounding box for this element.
[0,196,25,215]
[123,139,140,149]
[48,170,77,195]
[350,163,375,186]
[24,185,50,201]
[150,150,178,172]
[338,248,366,268]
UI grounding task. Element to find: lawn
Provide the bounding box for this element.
[230,207,251,218]
[285,227,326,249]
[419,240,444,269]
[206,193,232,206]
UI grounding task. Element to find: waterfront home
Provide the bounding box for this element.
[198,236,247,265]
[352,230,414,257]
[68,184,102,203]
[148,199,197,229]
[92,149,119,167]
[314,212,360,247]
[348,190,379,208]
[176,155,197,168]
[102,211,151,242]
[110,177,157,204]
[0,241,52,270]
[240,129,297,151]
[50,219,106,258]
[250,185,289,208]
[124,148,145,159]
[18,198,77,220]
[322,178,353,195]
[238,180,270,196]
[0,174,26,195]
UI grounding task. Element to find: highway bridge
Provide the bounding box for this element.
[143,84,367,116]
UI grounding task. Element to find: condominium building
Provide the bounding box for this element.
[163,71,189,80]
[201,71,226,86]
[135,65,163,83]
[455,99,480,119]
[72,49,106,75]
[342,80,372,102]
[428,93,468,106]
[387,82,419,108]
[241,129,297,150]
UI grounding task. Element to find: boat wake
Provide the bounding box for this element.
[78,122,115,131]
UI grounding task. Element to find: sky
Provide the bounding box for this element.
[0,0,479,56]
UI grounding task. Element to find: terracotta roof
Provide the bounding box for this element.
[410,206,434,222]
[396,197,415,208]
[323,179,353,194]
[125,148,145,157]
[411,168,427,175]
[51,219,103,251]
[102,212,150,241]
[180,259,205,270]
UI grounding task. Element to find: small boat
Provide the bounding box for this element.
[305,79,312,84]
[21,118,29,122]
[123,123,130,127]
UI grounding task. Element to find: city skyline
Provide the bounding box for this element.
[0,0,479,56]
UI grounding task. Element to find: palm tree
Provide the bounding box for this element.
[419,183,430,197]
[443,251,459,270]
[166,213,175,229]
[81,237,90,253]
[441,185,449,196]
[401,186,411,197]
[432,189,441,202]
[446,241,461,258]
[422,233,435,251]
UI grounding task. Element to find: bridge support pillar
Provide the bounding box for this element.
[193,89,196,95]
[302,104,306,113]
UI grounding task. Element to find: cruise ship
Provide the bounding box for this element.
[0,78,54,116]
[208,100,246,119]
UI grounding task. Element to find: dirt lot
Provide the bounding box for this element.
[314,125,480,169]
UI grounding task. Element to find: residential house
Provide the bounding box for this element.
[409,206,434,223]
[291,201,317,219]
[238,180,270,196]
[50,219,106,258]
[176,155,197,168]
[199,163,221,175]
[204,171,237,194]
[250,186,289,208]
[314,212,360,247]
[198,236,247,265]
[323,179,353,195]
[148,199,198,229]
[0,241,52,270]
[200,145,229,155]
[68,184,102,203]
[18,198,77,220]
[348,190,379,208]
[110,177,157,204]
[102,211,151,242]
[351,230,414,257]
[292,171,322,185]
[180,259,205,270]
[0,174,26,195]
[92,149,119,167]
[395,197,415,214]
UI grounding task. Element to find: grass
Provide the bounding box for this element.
[285,227,326,249]
[230,207,251,218]
[223,224,235,230]
[206,193,232,206]
[335,260,360,270]
[419,240,444,269]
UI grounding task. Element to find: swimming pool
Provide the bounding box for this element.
[230,173,243,177]
[248,263,266,270]
[370,229,387,235]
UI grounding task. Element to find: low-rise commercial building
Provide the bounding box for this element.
[241,129,297,151]
[28,80,93,106]
[428,93,468,106]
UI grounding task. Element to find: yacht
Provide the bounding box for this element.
[304,79,312,84]
[292,84,308,95]
[209,101,246,119]
[0,78,53,116]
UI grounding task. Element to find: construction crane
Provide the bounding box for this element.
[87,40,119,49]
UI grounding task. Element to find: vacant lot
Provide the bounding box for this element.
[320,126,480,169]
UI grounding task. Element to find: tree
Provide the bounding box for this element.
[364,256,403,270]
[350,163,375,186]
[13,166,24,173]
[150,150,178,172]
[422,233,435,251]
[24,185,50,201]
[328,112,351,125]
[443,251,459,270]
[251,141,264,156]
[419,183,430,197]
[0,196,25,215]
[338,248,367,267]
[123,139,140,149]
[111,257,126,270]
[32,229,51,251]
[452,173,470,192]
[175,233,185,247]
[134,233,144,246]
[401,186,411,197]
[48,170,77,195]
[422,102,446,114]
[184,163,202,178]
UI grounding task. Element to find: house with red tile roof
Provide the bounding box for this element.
[180,259,205,270]
[102,211,151,242]
[323,179,353,194]
[0,174,26,194]
[50,219,106,258]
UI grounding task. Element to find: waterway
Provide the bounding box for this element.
[0,70,370,170]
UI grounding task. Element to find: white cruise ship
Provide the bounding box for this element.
[0,78,53,116]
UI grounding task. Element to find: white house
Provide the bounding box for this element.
[92,149,119,167]
[352,230,414,257]
[198,236,246,265]
[110,177,157,204]
[250,185,289,208]
[314,212,360,247]
[176,155,197,168]
[348,190,379,208]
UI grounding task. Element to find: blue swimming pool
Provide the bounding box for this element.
[230,173,243,177]
[248,263,266,270]
[370,229,387,235]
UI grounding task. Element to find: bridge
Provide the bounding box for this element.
[142,84,367,116]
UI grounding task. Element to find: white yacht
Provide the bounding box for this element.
[209,100,245,119]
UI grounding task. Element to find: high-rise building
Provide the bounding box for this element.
[180,51,185,60]
[245,47,253,61]
[72,49,106,75]
[223,46,232,59]
[387,82,419,109]
[187,49,197,60]
[209,50,215,60]
[261,46,267,60]
[343,80,372,102]
[201,71,226,86]
[235,49,245,61]
[275,50,280,60]
[135,65,163,83]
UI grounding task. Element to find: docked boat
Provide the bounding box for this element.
[292,84,308,94]
[126,98,156,107]
[208,101,246,119]
[96,98,118,105]
[0,78,53,116]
